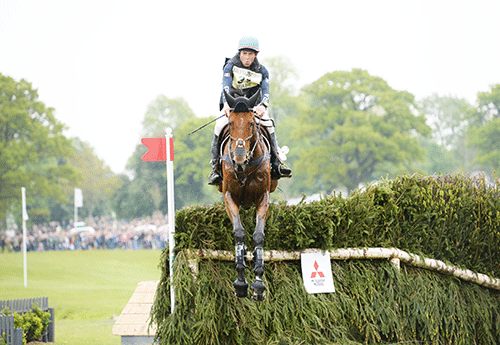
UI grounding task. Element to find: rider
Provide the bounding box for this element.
[208,35,292,185]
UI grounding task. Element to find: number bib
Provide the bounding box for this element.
[232,66,262,90]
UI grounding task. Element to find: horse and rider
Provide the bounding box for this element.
[206,35,292,300]
[208,35,292,186]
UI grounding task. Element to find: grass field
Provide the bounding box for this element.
[0,249,163,345]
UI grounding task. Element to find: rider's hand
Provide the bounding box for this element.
[223,102,231,117]
[255,104,266,117]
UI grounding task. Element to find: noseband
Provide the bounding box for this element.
[228,113,261,165]
[222,112,270,185]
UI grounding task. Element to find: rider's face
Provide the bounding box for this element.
[239,50,257,67]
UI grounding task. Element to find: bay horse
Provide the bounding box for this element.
[216,90,278,301]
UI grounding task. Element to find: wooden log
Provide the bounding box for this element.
[184,247,500,291]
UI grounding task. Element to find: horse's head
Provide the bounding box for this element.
[224,90,260,172]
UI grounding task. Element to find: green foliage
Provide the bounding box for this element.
[152,173,500,344]
[418,93,472,150]
[153,253,500,345]
[2,305,50,344]
[262,56,300,126]
[116,96,219,218]
[261,56,302,198]
[66,138,123,219]
[174,173,500,277]
[170,117,221,209]
[141,95,195,136]
[467,84,500,172]
[290,69,430,194]
[417,94,475,174]
[0,73,77,223]
[0,250,162,344]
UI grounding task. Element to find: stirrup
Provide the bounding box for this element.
[271,163,292,180]
[208,169,222,185]
[278,164,292,178]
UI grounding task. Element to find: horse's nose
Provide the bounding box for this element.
[236,164,245,173]
[234,139,246,159]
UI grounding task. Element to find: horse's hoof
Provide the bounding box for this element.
[250,278,265,291]
[251,290,266,301]
[234,289,248,298]
[233,278,248,298]
[250,278,266,301]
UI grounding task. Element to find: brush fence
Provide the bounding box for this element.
[185,247,500,291]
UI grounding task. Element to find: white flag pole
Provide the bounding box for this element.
[21,187,28,287]
[166,127,176,314]
[74,202,77,224]
[74,188,78,224]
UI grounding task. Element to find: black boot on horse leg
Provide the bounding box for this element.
[269,132,292,180]
[208,134,222,185]
[250,246,266,301]
[233,242,248,297]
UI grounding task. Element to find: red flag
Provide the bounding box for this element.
[141,138,174,161]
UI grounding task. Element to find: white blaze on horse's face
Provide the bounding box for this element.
[229,112,254,171]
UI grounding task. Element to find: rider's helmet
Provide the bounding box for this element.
[238,35,259,53]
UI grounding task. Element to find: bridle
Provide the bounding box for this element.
[226,111,269,185]
[228,112,262,165]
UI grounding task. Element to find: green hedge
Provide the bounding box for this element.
[152,173,500,344]
[1,305,50,344]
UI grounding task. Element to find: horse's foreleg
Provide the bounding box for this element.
[234,242,248,297]
[224,192,248,297]
[251,191,270,301]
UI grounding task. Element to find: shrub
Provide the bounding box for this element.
[152,173,500,344]
[1,305,50,344]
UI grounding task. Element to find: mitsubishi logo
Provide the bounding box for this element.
[310,260,325,278]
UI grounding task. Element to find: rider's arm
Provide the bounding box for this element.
[221,62,234,104]
[260,65,270,108]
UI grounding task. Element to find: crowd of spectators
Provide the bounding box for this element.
[0,214,169,253]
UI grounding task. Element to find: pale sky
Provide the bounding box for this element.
[1,0,499,174]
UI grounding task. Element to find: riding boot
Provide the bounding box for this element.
[208,134,222,185]
[269,132,292,180]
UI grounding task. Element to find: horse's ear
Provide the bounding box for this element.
[248,90,260,107]
[224,89,236,108]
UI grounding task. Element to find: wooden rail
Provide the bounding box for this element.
[185,247,500,291]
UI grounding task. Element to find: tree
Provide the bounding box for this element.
[67,138,123,219]
[418,93,471,150]
[112,173,160,219]
[0,74,77,223]
[293,69,430,194]
[263,56,300,125]
[115,96,218,219]
[141,95,194,136]
[467,84,500,172]
[417,94,475,173]
[262,56,302,199]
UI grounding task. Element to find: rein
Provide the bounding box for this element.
[223,113,270,185]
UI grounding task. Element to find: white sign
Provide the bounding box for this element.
[301,252,336,294]
[74,188,83,207]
